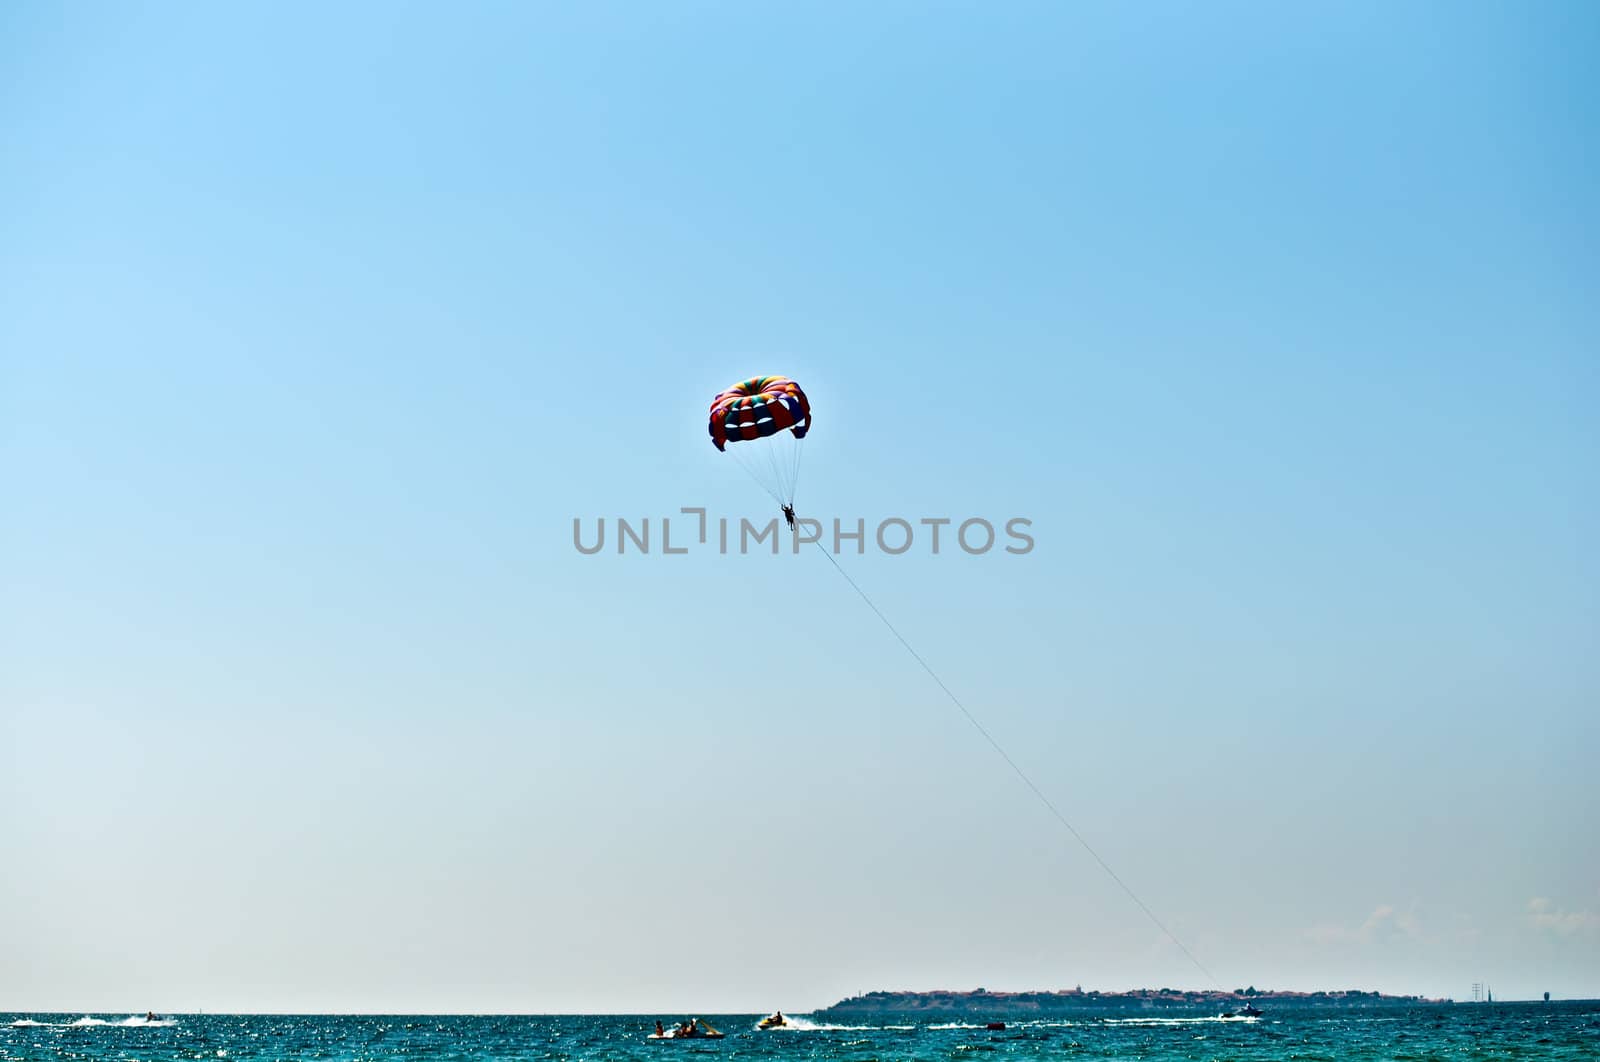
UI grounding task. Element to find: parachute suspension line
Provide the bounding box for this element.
[788,434,806,508]
[726,430,805,510]
[765,433,786,504]
[729,445,785,507]
[810,540,1222,991]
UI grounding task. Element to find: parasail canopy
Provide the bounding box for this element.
[707,375,812,507]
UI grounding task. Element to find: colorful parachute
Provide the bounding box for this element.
[707,376,812,451]
[708,375,812,506]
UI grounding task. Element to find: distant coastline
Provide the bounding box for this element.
[815,987,1442,1017]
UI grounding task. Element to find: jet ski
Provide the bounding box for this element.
[650,1019,724,1040]
[757,1013,786,1030]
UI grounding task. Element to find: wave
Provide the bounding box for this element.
[1101,1015,1261,1026]
[752,1016,1262,1034]
[925,1016,1266,1031]
[13,1016,178,1029]
[754,1016,915,1033]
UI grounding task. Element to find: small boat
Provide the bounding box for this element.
[757,1013,787,1030]
[650,1019,724,1040]
[985,1022,1006,1031]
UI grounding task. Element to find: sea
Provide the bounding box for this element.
[4,1004,1598,1062]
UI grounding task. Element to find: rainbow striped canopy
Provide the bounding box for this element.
[707,376,812,452]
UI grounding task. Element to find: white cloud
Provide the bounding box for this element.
[1527,897,1600,937]
[1303,904,1422,946]
[1361,904,1422,941]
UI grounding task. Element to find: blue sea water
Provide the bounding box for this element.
[4,1005,1597,1061]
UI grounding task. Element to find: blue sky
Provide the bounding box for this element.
[2,1,1595,1011]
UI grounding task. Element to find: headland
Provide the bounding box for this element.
[815,986,1440,1018]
